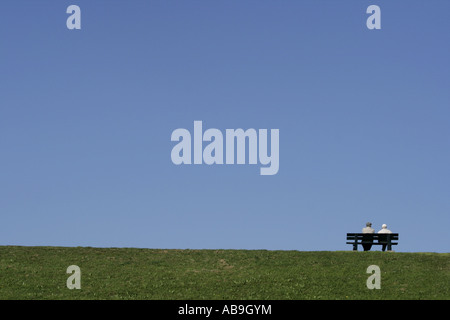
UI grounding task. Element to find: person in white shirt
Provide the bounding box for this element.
[378,224,393,251]
[362,222,375,251]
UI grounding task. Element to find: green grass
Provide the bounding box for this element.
[0,246,448,300]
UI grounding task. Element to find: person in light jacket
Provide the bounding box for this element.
[378,224,393,251]
[362,222,375,251]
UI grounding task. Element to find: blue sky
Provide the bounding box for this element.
[1,1,449,252]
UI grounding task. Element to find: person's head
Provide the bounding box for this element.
[366,222,372,227]
[382,224,387,229]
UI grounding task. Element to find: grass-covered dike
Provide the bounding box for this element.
[0,246,448,300]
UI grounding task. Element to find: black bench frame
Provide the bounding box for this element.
[346,233,399,251]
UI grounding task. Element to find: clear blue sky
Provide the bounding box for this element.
[1,1,449,252]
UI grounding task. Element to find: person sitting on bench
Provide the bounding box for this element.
[362,222,375,251]
[378,224,393,251]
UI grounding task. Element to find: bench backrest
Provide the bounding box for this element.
[347,233,399,241]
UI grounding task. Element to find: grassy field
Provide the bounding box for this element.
[0,246,448,300]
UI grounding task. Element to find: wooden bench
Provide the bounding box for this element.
[346,233,399,251]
